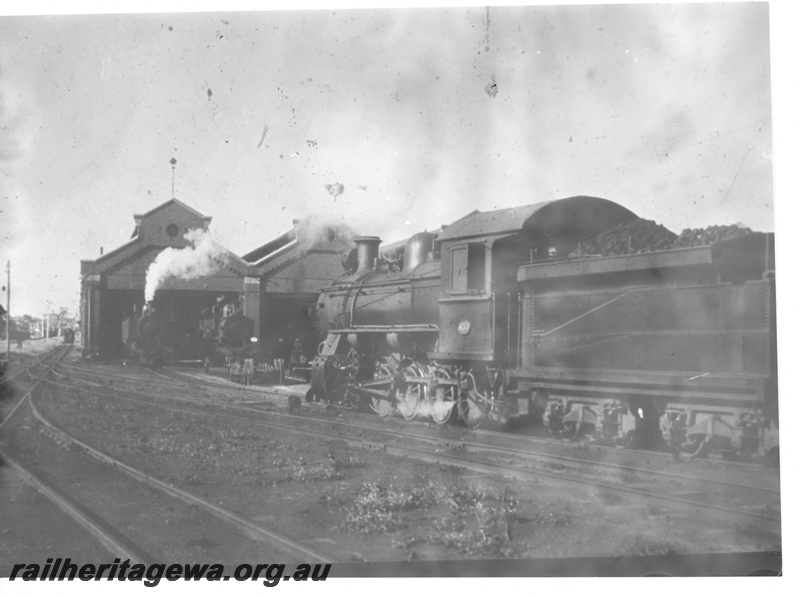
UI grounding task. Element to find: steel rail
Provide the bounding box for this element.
[44,367,779,496]
[0,446,155,565]
[39,372,780,524]
[1,345,72,428]
[1,343,68,386]
[151,365,783,472]
[25,394,338,563]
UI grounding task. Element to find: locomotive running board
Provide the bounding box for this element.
[330,324,439,333]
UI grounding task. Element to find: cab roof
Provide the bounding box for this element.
[437,195,638,242]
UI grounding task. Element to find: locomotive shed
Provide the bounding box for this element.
[79,198,352,363]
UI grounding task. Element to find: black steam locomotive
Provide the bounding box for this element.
[310,196,779,464]
[131,299,255,368]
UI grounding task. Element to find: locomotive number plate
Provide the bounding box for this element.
[457,320,471,335]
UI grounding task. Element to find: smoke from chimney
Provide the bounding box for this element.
[144,229,224,302]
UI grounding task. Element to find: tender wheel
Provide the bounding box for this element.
[431,366,457,426]
[397,364,423,420]
[370,358,396,418]
[457,372,488,429]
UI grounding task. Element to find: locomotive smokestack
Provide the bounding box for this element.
[354,236,382,274]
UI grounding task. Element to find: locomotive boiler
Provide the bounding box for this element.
[310,195,779,463]
[313,232,441,416]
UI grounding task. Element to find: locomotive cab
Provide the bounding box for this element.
[434,196,638,368]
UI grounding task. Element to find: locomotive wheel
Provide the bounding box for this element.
[397,364,423,421]
[458,390,487,428]
[431,367,457,426]
[457,372,488,428]
[370,359,396,418]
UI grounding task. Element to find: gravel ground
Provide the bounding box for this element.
[1,343,115,575]
[0,456,116,574]
[19,371,782,565]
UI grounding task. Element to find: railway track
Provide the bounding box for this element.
[0,448,156,565]
[52,362,780,493]
[1,345,156,567]
[1,344,74,429]
[41,364,780,527]
[24,397,336,562]
[163,366,782,473]
[57,361,778,477]
[1,343,70,388]
[3,400,331,564]
[3,352,337,565]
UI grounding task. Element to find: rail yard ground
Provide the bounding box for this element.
[0,341,782,576]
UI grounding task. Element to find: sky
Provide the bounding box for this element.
[0,1,785,316]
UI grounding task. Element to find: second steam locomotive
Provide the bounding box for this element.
[131,298,255,368]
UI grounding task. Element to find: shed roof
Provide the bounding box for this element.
[242,229,296,264]
[81,198,247,278]
[135,198,209,221]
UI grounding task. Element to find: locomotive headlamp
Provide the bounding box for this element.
[457,320,471,335]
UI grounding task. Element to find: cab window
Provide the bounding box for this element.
[467,244,486,293]
[450,243,486,294]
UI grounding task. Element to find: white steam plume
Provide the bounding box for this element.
[144,229,224,302]
[294,214,357,252]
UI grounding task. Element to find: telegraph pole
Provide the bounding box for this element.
[5,261,10,360]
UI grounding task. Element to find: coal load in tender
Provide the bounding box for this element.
[573,219,678,257]
[573,219,757,257]
[671,224,754,248]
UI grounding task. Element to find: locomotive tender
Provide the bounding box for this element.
[311,196,778,462]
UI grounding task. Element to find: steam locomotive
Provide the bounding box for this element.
[131,299,255,368]
[310,196,779,464]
